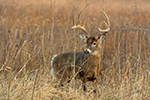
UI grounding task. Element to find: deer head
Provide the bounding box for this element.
[72,11,110,55]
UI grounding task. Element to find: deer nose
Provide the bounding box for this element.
[84,49,91,54]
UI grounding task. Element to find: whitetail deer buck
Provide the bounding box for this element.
[51,11,110,92]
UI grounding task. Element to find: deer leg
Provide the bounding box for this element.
[86,73,98,93]
[60,73,72,86]
[82,78,87,91]
[60,78,65,86]
[60,71,68,86]
[93,78,97,93]
[86,72,96,81]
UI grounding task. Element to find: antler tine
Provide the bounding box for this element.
[78,12,81,25]
[98,11,110,33]
[72,13,89,34]
[83,16,88,27]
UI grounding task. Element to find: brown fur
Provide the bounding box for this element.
[52,35,106,92]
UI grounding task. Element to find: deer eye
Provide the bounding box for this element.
[93,43,97,45]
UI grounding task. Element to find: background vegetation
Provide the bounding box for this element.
[0,0,149,99]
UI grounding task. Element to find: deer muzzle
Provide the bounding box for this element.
[84,49,91,54]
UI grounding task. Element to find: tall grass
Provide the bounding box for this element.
[0,0,149,99]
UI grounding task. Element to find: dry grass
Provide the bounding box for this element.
[0,0,150,99]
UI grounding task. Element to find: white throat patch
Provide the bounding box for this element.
[91,51,98,55]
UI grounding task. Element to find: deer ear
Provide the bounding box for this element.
[79,33,87,42]
[97,34,106,44]
[101,34,106,41]
[97,33,106,41]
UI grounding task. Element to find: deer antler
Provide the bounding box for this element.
[72,13,89,34]
[98,11,110,34]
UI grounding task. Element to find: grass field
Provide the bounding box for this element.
[0,0,150,99]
